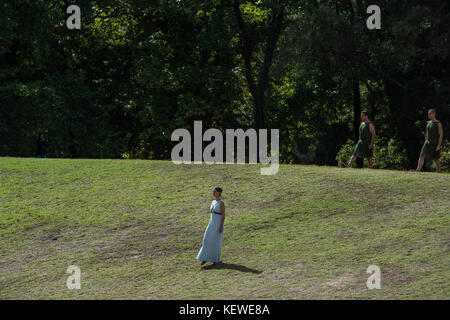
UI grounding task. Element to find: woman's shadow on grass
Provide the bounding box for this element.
[201,262,262,274]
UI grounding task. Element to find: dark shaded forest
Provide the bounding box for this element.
[1,0,449,170]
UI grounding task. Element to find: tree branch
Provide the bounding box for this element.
[233,0,257,96]
[257,1,286,93]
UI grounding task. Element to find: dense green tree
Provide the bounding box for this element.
[0,0,448,171]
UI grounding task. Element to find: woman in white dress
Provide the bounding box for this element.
[196,187,226,266]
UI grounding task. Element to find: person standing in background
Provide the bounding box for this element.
[36,132,48,158]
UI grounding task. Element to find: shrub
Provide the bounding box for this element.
[437,141,450,173]
[372,138,409,170]
[335,139,355,167]
[336,138,409,170]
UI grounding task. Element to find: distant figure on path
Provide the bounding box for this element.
[343,111,376,168]
[36,132,48,158]
[197,187,225,266]
[416,109,443,173]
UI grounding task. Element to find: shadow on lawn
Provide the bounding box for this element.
[201,262,262,274]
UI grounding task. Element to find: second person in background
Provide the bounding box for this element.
[344,111,376,169]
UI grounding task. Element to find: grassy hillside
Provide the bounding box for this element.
[0,157,448,299]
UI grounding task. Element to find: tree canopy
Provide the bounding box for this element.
[1,0,448,170]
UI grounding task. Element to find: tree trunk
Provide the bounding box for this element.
[233,0,286,130]
[384,79,421,169]
[353,80,361,141]
[353,80,363,168]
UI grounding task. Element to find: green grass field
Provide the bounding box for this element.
[0,157,448,299]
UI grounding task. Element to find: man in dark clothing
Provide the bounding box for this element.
[343,111,376,168]
[416,109,443,173]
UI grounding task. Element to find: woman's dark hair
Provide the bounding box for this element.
[214,187,223,195]
[429,108,436,115]
[361,110,370,117]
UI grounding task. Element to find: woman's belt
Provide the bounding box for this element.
[212,210,222,215]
